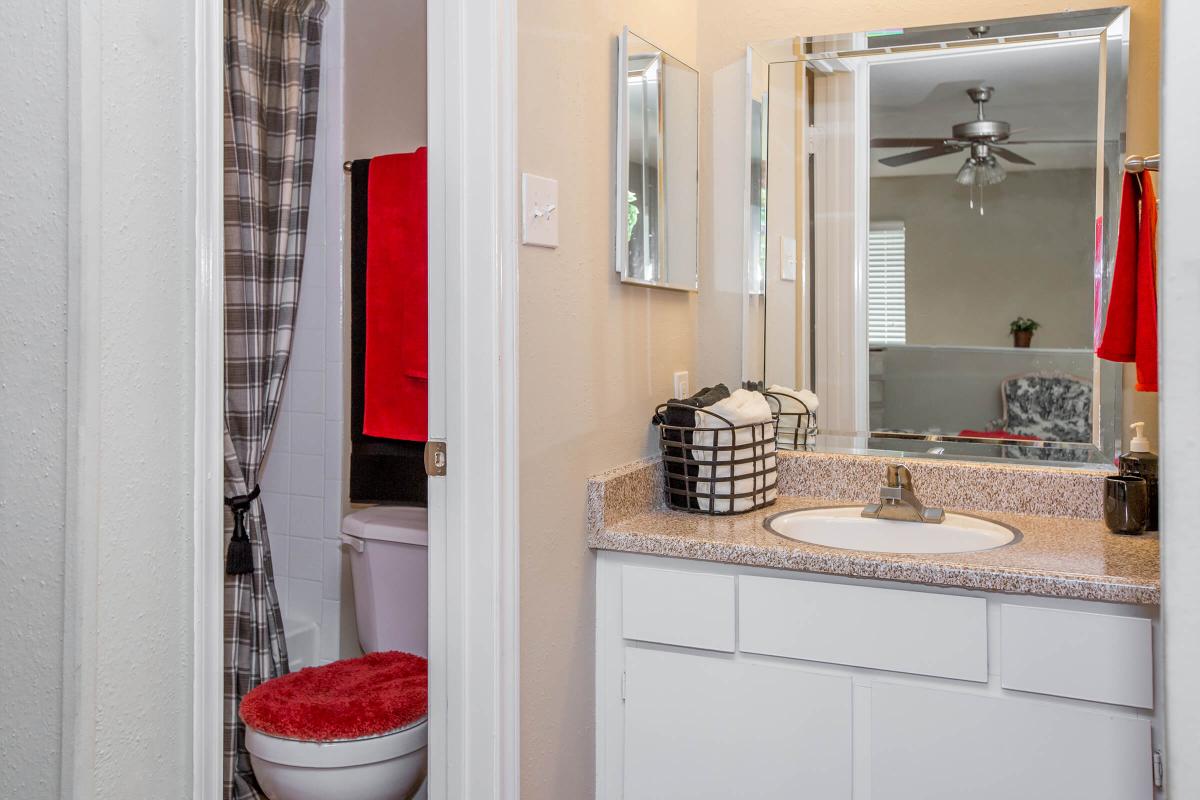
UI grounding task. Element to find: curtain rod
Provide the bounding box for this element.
[1125,154,1160,173]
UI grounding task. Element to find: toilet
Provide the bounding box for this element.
[243,506,429,800]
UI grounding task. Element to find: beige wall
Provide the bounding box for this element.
[871,169,1096,349]
[517,3,698,798]
[344,0,427,159]
[516,1,1159,797]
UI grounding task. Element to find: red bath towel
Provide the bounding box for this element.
[957,430,1040,442]
[363,149,428,441]
[1097,171,1158,392]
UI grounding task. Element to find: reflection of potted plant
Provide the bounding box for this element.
[627,191,639,242]
[1010,317,1040,348]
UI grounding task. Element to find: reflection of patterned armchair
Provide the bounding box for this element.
[993,371,1092,443]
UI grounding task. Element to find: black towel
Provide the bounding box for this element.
[349,158,427,505]
[653,384,730,508]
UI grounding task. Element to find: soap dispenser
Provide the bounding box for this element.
[1118,422,1158,532]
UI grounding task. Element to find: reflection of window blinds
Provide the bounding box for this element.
[867,222,906,345]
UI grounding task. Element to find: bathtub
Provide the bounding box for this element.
[284,617,320,671]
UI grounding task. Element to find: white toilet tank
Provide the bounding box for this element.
[340,506,428,657]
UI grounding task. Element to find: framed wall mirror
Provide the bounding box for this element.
[746,8,1129,466]
[616,28,700,291]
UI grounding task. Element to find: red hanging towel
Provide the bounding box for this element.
[363,149,428,441]
[1096,171,1158,392]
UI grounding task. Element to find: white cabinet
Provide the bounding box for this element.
[596,553,1160,800]
[1000,604,1153,708]
[623,647,852,799]
[871,683,1151,800]
[740,575,988,682]
[622,565,736,652]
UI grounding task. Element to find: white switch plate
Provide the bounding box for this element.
[522,173,559,248]
[673,371,690,400]
[781,236,797,281]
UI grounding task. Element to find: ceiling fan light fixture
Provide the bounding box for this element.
[956,155,1007,187]
[980,156,1006,185]
[955,158,977,186]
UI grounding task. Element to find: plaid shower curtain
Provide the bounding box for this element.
[223,1,326,797]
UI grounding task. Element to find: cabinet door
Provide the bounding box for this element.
[871,682,1151,800]
[623,647,852,799]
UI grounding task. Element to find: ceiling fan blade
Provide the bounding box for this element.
[878,144,962,167]
[870,137,951,148]
[1004,139,1095,145]
[991,146,1036,166]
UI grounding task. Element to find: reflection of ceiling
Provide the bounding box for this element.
[870,40,1101,177]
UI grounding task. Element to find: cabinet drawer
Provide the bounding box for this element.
[739,576,987,681]
[1001,604,1152,708]
[621,565,735,652]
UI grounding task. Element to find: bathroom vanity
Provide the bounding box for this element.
[589,454,1162,799]
[598,6,1164,797]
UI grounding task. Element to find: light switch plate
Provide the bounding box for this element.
[522,173,559,248]
[781,236,797,281]
[673,371,690,400]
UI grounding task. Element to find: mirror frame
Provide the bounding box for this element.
[747,7,1130,467]
[615,27,700,292]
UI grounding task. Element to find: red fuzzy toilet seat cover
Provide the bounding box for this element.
[241,651,427,741]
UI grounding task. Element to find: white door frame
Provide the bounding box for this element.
[192,0,521,796]
[1162,0,1200,794]
[426,0,520,797]
[193,0,227,796]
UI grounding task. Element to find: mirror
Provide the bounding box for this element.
[746,8,1128,465]
[616,28,700,291]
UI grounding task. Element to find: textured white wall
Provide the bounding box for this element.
[0,2,69,796]
[1,1,196,797]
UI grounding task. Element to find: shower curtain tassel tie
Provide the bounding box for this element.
[224,485,261,575]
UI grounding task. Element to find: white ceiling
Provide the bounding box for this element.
[869,40,1101,177]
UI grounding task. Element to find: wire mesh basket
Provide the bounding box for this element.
[763,391,818,449]
[654,402,778,515]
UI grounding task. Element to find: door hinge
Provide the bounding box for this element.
[424,440,447,477]
[1153,749,1164,788]
[621,671,627,702]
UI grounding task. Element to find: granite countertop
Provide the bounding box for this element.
[587,455,1161,605]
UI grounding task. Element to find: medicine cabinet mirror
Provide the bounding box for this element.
[616,27,700,291]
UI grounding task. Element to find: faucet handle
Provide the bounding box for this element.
[885,463,913,490]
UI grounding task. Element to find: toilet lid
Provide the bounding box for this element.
[240,651,427,742]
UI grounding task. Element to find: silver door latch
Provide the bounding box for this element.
[424,440,447,477]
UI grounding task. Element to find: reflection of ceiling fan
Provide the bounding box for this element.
[871,87,1033,185]
[871,85,1091,188]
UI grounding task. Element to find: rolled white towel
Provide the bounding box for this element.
[766,384,819,414]
[692,389,777,512]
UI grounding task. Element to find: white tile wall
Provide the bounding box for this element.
[260,0,348,667]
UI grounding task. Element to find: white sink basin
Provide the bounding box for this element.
[766,506,1018,554]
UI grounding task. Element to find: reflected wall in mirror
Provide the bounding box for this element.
[616,28,699,291]
[749,8,1129,465]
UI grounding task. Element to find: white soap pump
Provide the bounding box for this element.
[1129,422,1151,454]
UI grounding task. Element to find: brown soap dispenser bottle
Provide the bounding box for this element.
[1118,422,1158,532]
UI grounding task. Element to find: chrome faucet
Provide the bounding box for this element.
[861,464,945,524]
